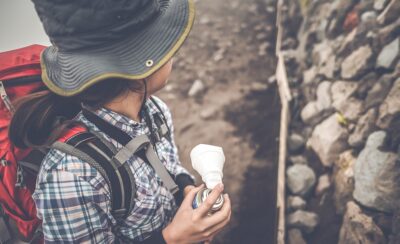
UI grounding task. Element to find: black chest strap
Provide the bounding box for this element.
[81,103,179,194]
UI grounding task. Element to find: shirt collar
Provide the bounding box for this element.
[82,99,156,136]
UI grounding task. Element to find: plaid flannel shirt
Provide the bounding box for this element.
[32,96,194,243]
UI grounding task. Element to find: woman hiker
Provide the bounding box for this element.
[8,0,231,243]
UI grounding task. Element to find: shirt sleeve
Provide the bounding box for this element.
[151,96,195,189]
[33,151,114,243]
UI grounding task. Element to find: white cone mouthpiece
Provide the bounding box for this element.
[190,144,225,189]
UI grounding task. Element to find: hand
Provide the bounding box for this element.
[162,183,231,244]
[183,185,195,198]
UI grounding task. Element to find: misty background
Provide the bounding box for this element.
[0,0,50,51]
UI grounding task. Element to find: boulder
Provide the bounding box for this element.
[301,81,333,125]
[377,0,400,25]
[376,18,400,47]
[287,210,319,233]
[288,133,306,153]
[287,164,316,196]
[327,0,358,37]
[364,73,394,109]
[376,38,399,69]
[338,201,386,244]
[308,114,349,167]
[353,131,400,213]
[288,228,306,244]
[335,97,364,121]
[315,174,331,195]
[341,45,373,79]
[374,0,389,11]
[287,196,307,211]
[303,66,318,84]
[361,11,377,23]
[289,155,308,165]
[318,55,336,79]
[331,81,358,110]
[376,77,400,129]
[333,151,356,214]
[348,108,378,147]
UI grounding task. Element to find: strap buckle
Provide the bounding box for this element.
[15,165,25,188]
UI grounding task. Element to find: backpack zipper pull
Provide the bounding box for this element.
[0,81,15,113]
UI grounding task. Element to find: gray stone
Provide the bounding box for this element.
[331,81,358,110]
[312,41,332,66]
[338,201,386,244]
[353,131,400,213]
[335,97,364,122]
[303,66,318,84]
[213,48,226,62]
[258,42,269,56]
[377,78,400,129]
[287,196,307,211]
[268,75,276,84]
[376,18,400,47]
[376,38,399,69]
[287,164,316,196]
[377,0,400,25]
[301,81,332,124]
[374,0,389,10]
[361,11,378,23]
[200,107,217,120]
[188,80,205,97]
[312,41,336,78]
[308,114,349,167]
[289,155,308,165]
[327,0,356,37]
[333,151,356,214]
[319,55,336,79]
[341,45,373,79]
[315,174,331,195]
[288,228,306,244]
[287,210,319,233]
[348,108,378,147]
[364,74,394,109]
[339,28,357,54]
[288,133,306,153]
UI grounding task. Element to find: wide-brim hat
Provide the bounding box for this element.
[33,0,195,97]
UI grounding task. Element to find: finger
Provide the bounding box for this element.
[196,183,224,216]
[204,193,231,226]
[206,209,231,239]
[201,209,231,243]
[181,184,204,208]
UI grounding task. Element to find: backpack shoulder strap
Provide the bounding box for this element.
[52,131,136,221]
[149,96,171,140]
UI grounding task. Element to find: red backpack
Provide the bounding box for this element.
[0,45,179,243]
[0,45,46,243]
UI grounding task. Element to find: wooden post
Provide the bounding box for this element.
[275,0,292,243]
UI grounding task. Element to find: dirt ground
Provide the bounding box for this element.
[157,0,280,243]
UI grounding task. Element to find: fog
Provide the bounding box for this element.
[0,0,50,51]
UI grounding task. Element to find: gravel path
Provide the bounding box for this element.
[158,0,279,243]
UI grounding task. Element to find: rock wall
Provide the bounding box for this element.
[279,0,400,243]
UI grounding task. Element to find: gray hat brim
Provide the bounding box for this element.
[40,0,195,97]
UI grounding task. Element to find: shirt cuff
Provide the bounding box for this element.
[175,173,195,191]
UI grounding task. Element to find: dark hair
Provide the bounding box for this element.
[9,79,143,149]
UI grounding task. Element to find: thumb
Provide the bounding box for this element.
[181,184,204,208]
